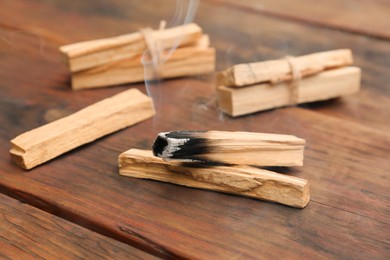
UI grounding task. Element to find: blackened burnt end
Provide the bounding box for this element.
[153,130,212,160]
[167,131,211,160]
[170,136,211,162]
[169,137,211,159]
[152,135,168,156]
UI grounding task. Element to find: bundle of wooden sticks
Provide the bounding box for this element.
[60,23,215,90]
[217,49,361,117]
[119,130,310,208]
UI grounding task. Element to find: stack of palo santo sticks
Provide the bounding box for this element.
[217,49,361,117]
[60,22,215,90]
[119,130,310,208]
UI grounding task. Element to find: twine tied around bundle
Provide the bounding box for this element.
[284,55,301,105]
[139,20,167,78]
[247,55,302,105]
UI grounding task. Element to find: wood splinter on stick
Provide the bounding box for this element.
[217,49,361,117]
[119,149,310,208]
[152,130,305,167]
[10,89,155,170]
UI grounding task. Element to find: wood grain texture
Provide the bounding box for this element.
[0,0,389,258]
[198,0,390,133]
[119,149,310,208]
[60,23,203,72]
[207,0,390,40]
[72,46,215,89]
[0,194,156,259]
[153,130,305,166]
[1,103,389,258]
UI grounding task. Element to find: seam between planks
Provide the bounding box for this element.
[292,106,390,138]
[0,22,67,45]
[0,185,183,259]
[310,200,390,226]
[0,179,389,257]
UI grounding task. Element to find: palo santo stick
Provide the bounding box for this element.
[10,89,154,170]
[60,23,203,72]
[152,130,305,167]
[217,49,353,87]
[119,149,310,208]
[72,46,215,89]
[218,66,361,117]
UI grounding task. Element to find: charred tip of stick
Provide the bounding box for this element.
[152,131,196,158]
[152,133,168,157]
[164,131,213,159]
[152,130,209,160]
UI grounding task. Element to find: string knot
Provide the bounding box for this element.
[285,55,301,105]
[247,55,302,105]
[139,20,166,79]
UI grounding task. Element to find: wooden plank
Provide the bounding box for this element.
[0,0,383,218]
[0,194,156,259]
[196,0,390,132]
[1,72,389,258]
[1,0,389,133]
[0,103,389,258]
[207,0,390,40]
[0,0,389,259]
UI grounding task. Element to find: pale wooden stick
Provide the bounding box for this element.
[153,130,305,167]
[218,66,361,117]
[72,46,215,90]
[10,89,154,170]
[60,23,203,72]
[192,34,210,48]
[217,49,353,87]
[119,149,310,208]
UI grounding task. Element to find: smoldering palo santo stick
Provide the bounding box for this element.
[153,130,305,167]
[119,149,310,208]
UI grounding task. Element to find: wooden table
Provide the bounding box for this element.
[1,0,389,258]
